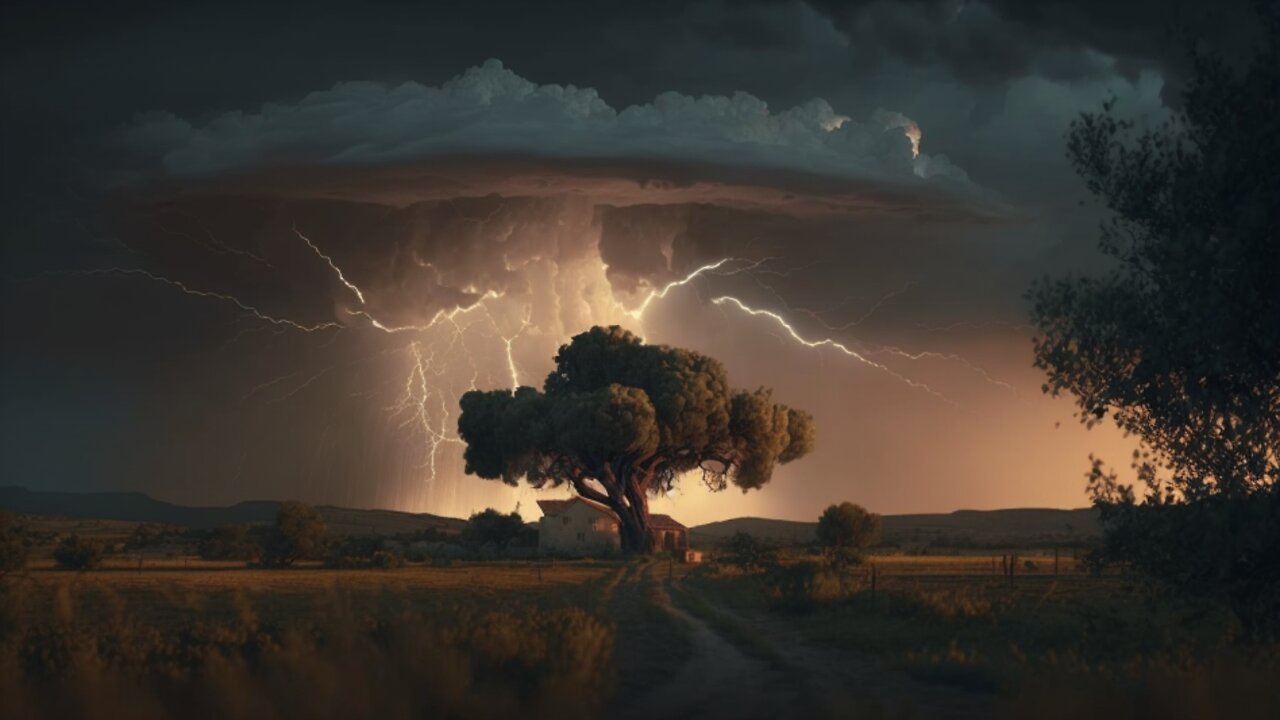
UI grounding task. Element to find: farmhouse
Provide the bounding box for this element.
[536,498,689,555]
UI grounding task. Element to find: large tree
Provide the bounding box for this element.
[457,326,816,553]
[1030,6,1279,631]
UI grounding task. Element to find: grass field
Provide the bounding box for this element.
[3,552,1277,719]
[684,553,1280,719]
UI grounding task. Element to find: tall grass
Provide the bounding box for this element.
[0,576,614,720]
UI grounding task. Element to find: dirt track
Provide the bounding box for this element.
[615,562,995,720]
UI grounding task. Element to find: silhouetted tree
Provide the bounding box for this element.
[1031,5,1280,634]
[53,535,105,570]
[461,508,532,550]
[260,502,327,568]
[458,326,815,553]
[0,511,28,575]
[816,502,881,563]
[198,525,259,561]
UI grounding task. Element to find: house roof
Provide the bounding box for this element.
[536,497,617,518]
[649,514,687,531]
[535,498,686,531]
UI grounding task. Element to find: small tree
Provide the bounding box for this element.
[260,502,327,568]
[0,511,29,576]
[53,535,105,570]
[461,508,531,550]
[816,502,881,564]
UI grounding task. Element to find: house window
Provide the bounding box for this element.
[562,517,570,525]
[576,531,585,541]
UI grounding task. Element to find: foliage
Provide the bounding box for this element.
[1030,5,1280,633]
[0,513,28,575]
[461,508,535,550]
[325,535,406,569]
[51,535,104,571]
[124,523,185,551]
[816,502,881,563]
[458,326,815,552]
[197,524,260,561]
[723,532,779,572]
[767,560,861,614]
[259,502,327,568]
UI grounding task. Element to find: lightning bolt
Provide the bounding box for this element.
[621,257,774,321]
[75,268,340,332]
[479,303,531,390]
[710,295,959,407]
[867,345,1022,399]
[293,225,366,304]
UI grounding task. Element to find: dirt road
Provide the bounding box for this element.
[613,562,995,720]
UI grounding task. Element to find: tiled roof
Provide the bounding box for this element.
[536,497,617,518]
[535,499,684,531]
[649,514,687,531]
[535,499,574,515]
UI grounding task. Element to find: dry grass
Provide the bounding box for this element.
[0,562,623,720]
[687,552,1280,717]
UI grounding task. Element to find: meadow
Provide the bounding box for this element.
[3,549,1279,719]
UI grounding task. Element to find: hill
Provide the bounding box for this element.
[0,486,465,536]
[691,507,1102,549]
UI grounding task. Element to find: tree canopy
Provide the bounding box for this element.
[816,502,881,559]
[260,501,327,568]
[1030,7,1279,633]
[458,325,815,552]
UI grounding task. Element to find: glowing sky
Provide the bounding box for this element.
[5,0,1249,524]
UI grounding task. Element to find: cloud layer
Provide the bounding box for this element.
[128,59,971,186]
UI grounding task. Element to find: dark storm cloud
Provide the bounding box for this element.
[1,0,1252,516]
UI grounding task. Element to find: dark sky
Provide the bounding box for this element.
[0,0,1260,522]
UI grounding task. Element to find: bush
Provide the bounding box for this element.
[461,508,534,550]
[767,560,860,613]
[325,536,405,569]
[52,535,105,570]
[125,523,185,551]
[198,525,259,561]
[0,512,28,574]
[260,501,327,568]
[816,502,881,565]
[723,532,779,572]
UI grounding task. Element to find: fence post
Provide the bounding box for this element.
[1054,548,1060,577]
[537,563,543,582]
[870,562,877,601]
[1009,553,1016,586]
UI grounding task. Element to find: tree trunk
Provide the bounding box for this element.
[582,462,656,554]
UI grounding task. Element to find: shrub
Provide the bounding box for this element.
[723,532,779,572]
[816,502,881,565]
[52,535,105,570]
[767,560,860,613]
[461,508,533,550]
[198,525,259,561]
[325,536,405,569]
[260,501,327,568]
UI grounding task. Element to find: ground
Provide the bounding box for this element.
[3,553,1278,719]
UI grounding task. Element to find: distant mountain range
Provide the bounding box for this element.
[0,486,465,536]
[690,508,1101,548]
[1,485,1099,546]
